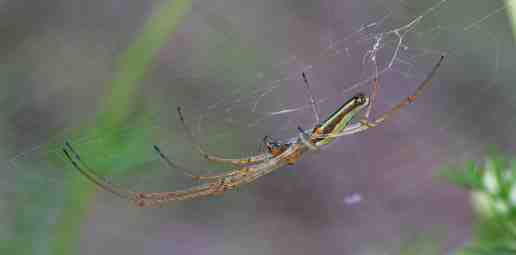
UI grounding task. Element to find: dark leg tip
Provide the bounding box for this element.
[63,148,70,158]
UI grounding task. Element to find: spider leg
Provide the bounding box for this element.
[364,77,380,121]
[296,126,310,137]
[145,144,304,207]
[131,181,223,207]
[176,106,270,165]
[63,142,136,200]
[135,175,253,207]
[297,126,318,151]
[262,135,275,145]
[66,133,309,207]
[242,144,300,183]
[262,135,285,151]
[64,142,242,207]
[153,145,251,180]
[138,152,302,207]
[301,72,321,124]
[358,55,445,129]
[317,55,445,140]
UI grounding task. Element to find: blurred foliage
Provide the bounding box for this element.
[6,1,193,254]
[399,238,441,255]
[50,1,193,255]
[507,0,516,41]
[441,151,516,254]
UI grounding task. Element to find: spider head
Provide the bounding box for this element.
[264,139,290,157]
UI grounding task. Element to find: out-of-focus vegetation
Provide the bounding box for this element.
[442,152,516,254]
[51,1,193,254]
[6,1,192,254]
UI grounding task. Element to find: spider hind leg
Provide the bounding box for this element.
[358,55,445,129]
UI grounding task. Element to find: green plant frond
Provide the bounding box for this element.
[442,151,516,255]
[440,160,482,190]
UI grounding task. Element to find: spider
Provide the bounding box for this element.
[63,55,444,207]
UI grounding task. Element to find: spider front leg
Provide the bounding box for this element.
[134,174,254,207]
[132,181,223,207]
[63,141,249,207]
[153,145,252,180]
[63,141,139,201]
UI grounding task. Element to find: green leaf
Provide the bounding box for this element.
[440,160,482,190]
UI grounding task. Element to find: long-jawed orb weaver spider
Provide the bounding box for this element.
[63,55,444,207]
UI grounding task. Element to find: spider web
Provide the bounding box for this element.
[2,0,515,254]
